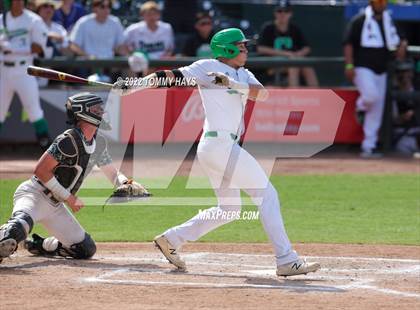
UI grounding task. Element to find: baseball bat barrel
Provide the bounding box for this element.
[26,66,113,87]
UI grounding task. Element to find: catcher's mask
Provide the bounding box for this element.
[66,92,111,130]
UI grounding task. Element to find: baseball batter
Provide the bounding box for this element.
[0,92,149,263]
[119,28,320,276]
[0,0,50,149]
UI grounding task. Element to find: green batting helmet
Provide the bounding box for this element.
[210,28,249,59]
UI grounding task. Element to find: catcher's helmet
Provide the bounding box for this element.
[210,28,249,59]
[66,92,111,130]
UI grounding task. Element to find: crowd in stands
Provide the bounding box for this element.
[7,1,417,87]
[15,0,322,87]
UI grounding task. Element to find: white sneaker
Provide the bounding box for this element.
[276,258,320,277]
[0,238,17,259]
[153,235,186,270]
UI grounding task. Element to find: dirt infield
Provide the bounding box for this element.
[0,243,419,310]
[1,156,419,179]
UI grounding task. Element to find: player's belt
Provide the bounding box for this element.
[31,176,60,204]
[204,131,238,140]
[3,60,26,67]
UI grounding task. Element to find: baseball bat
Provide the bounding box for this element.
[27,66,113,87]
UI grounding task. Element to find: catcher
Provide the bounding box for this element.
[0,92,150,263]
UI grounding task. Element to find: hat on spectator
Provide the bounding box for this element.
[195,11,212,23]
[91,0,114,8]
[140,1,160,14]
[276,0,292,11]
[35,0,59,11]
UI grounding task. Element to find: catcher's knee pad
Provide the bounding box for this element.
[67,233,96,259]
[0,211,34,244]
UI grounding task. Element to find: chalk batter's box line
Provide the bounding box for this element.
[83,253,420,299]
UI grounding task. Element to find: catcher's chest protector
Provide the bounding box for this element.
[53,129,96,195]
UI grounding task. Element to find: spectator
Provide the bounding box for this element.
[182,11,214,58]
[53,0,86,32]
[36,0,70,57]
[257,0,318,87]
[343,0,407,158]
[124,1,174,60]
[70,0,127,58]
[392,60,419,156]
[26,0,37,12]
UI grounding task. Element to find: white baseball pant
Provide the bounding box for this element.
[12,179,86,248]
[354,67,387,152]
[164,132,299,266]
[0,64,44,123]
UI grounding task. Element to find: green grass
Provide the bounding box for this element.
[1,175,419,245]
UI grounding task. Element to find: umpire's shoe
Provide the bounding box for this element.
[153,235,186,270]
[276,258,320,277]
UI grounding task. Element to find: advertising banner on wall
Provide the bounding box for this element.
[120,88,361,144]
[0,87,361,145]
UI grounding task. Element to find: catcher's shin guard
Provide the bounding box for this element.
[0,211,34,259]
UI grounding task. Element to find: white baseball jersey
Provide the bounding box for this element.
[163,59,299,267]
[124,21,174,59]
[0,9,47,124]
[0,9,48,62]
[70,13,125,59]
[43,21,69,58]
[179,59,262,134]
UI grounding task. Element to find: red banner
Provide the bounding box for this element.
[120,88,362,144]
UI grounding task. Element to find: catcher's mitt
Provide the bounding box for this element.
[106,179,151,205]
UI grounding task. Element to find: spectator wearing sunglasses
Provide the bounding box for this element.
[69,0,127,58]
[257,0,318,87]
[182,11,214,58]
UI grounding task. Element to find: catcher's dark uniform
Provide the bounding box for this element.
[37,127,112,202]
[11,127,112,258]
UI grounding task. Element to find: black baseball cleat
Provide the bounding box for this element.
[0,238,17,259]
[24,233,46,256]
